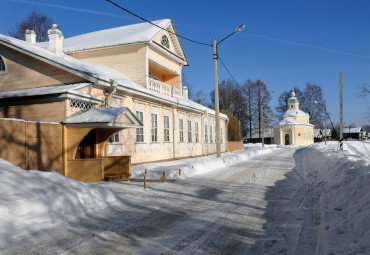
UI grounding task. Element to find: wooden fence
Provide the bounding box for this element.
[227,141,244,152]
[0,119,63,173]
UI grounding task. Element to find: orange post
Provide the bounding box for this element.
[144,175,147,189]
[179,169,181,176]
[145,169,147,175]
[163,172,166,183]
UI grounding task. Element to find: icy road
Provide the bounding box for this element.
[6,143,369,255]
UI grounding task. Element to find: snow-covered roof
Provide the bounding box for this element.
[314,129,322,138]
[343,127,362,133]
[283,109,309,118]
[323,129,331,136]
[62,107,141,128]
[0,83,97,101]
[276,117,314,127]
[0,34,226,119]
[38,19,171,53]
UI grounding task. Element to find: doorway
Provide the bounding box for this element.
[75,130,97,159]
[284,134,290,145]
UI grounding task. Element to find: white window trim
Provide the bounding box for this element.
[164,115,170,142]
[151,113,158,142]
[179,118,184,143]
[195,122,199,143]
[188,120,192,143]
[136,110,144,143]
[109,132,121,144]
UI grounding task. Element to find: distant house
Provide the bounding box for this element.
[244,127,274,144]
[314,129,322,142]
[273,91,314,146]
[343,127,364,140]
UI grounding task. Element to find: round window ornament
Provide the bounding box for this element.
[161,35,170,49]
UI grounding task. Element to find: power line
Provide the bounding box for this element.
[105,0,212,47]
[218,55,241,87]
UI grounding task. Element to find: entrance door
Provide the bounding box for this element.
[75,130,96,159]
[285,134,290,145]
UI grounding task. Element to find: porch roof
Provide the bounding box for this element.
[62,107,142,128]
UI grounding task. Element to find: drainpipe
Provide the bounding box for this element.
[104,80,118,108]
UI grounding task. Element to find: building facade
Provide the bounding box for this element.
[273,91,314,146]
[0,20,227,181]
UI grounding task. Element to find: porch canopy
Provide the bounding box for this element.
[62,107,142,128]
[62,107,142,182]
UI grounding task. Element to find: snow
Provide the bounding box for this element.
[0,159,122,248]
[277,117,313,126]
[0,34,227,120]
[37,19,171,53]
[63,107,129,124]
[131,144,280,179]
[0,82,95,100]
[283,109,309,117]
[1,141,369,253]
[343,127,362,133]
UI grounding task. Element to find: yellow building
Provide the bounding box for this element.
[273,91,314,145]
[0,20,228,182]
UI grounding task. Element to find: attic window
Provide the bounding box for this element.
[161,35,170,49]
[0,56,6,74]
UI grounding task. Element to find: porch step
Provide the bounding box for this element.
[104,174,130,181]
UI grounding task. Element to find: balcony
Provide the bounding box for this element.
[148,78,182,99]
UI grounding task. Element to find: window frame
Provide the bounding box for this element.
[205,124,208,143]
[179,118,184,142]
[151,113,158,142]
[136,111,144,143]
[188,120,192,143]
[109,132,121,144]
[164,115,170,142]
[195,122,199,143]
[210,125,213,143]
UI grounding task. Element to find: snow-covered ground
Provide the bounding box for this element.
[0,141,369,254]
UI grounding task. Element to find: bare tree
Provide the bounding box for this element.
[8,11,53,42]
[358,83,370,122]
[301,83,326,127]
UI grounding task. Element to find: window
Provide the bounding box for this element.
[136,111,144,142]
[164,115,170,142]
[221,127,223,144]
[195,122,199,143]
[179,119,184,142]
[210,125,213,143]
[151,113,158,142]
[109,132,120,143]
[214,125,216,143]
[188,120,192,143]
[161,35,170,49]
[205,124,208,143]
[0,56,6,74]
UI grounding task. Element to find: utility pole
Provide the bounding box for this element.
[260,95,264,147]
[213,38,221,158]
[324,106,327,145]
[339,72,343,150]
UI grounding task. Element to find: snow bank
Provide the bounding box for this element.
[298,141,370,254]
[132,145,280,179]
[0,159,122,248]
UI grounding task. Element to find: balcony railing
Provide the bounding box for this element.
[148,78,182,99]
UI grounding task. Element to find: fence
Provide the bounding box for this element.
[0,118,63,173]
[227,141,244,152]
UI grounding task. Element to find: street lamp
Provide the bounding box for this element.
[213,24,245,157]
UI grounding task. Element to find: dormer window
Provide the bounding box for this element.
[161,35,170,49]
[0,56,6,74]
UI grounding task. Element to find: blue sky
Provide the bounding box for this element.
[1,0,370,126]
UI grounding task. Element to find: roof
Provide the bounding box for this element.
[0,34,226,119]
[38,19,171,53]
[343,127,362,133]
[288,96,299,104]
[0,83,97,101]
[283,109,309,118]
[62,107,141,128]
[276,117,314,127]
[314,129,322,137]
